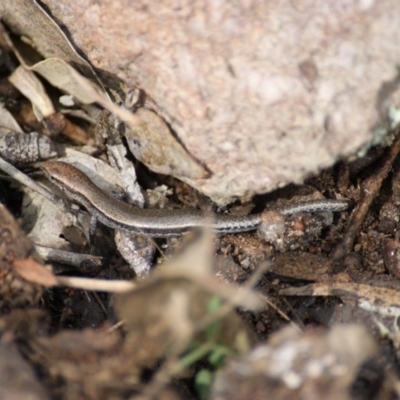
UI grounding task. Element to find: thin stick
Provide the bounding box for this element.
[332,128,400,260]
[55,276,135,293]
[34,244,102,268]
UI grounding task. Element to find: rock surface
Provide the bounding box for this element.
[19,1,400,201]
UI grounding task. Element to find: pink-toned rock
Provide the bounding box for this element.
[14,1,400,202]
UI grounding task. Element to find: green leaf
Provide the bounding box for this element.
[208,344,231,367]
[205,295,223,340]
[208,295,223,313]
[195,369,213,400]
[176,342,214,371]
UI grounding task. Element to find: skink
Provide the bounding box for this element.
[40,161,349,237]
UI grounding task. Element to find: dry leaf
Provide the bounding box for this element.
[13,258,57,287]
[60,148,141,201]
[114,231,155,278]
[23,187,81,250]
[280,281,400,317]
[1,0,105,90]
[116,231,263,353]
[0,104,22,134]
[69,71,209,180]
[8,66,55,118]
[31,58,106,104]
[126,108,209,179]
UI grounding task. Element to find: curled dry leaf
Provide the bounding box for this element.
[7,63,91,144]
[8,66,55,118]
[0,0,105,89]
